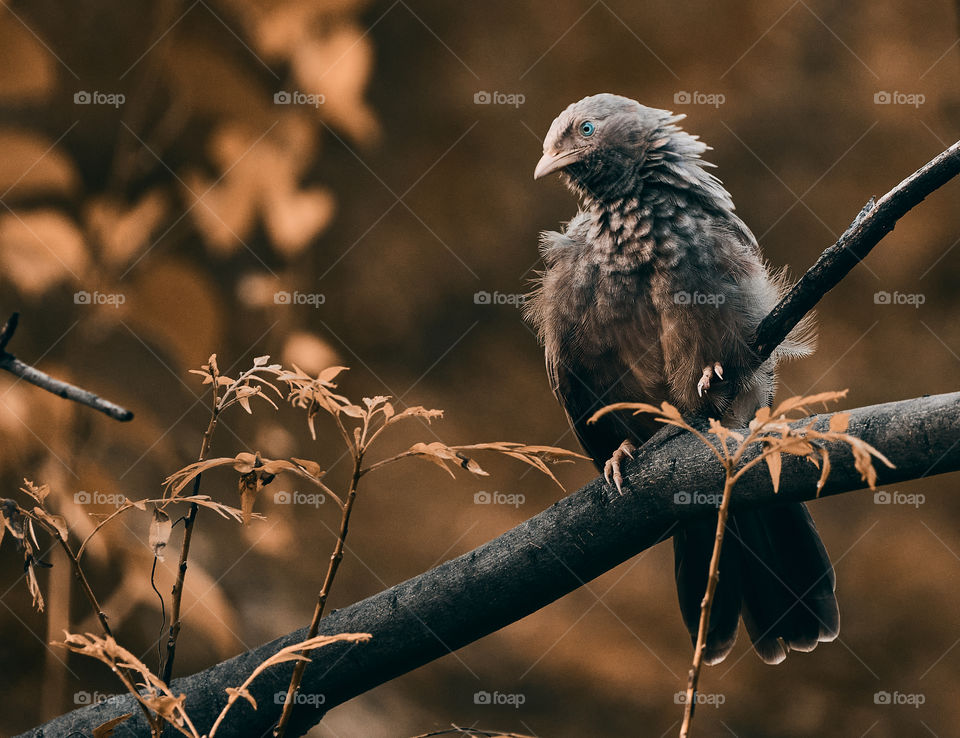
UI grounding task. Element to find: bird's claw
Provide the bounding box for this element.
[697,362,724,397]
[603,439,637,495]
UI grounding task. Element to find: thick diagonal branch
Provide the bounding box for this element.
[19,390,960,738]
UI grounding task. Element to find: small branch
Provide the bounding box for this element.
[0,312,133,422]
[54,531,114,639]
[274,452,364,736]
[18,506,114,638]
[679,472,735,738]
[753,140,960,363]
[160,391,221,684]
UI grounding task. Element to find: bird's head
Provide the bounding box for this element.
[535,93,702,202]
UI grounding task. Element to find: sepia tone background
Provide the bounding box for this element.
[0,0,958,736]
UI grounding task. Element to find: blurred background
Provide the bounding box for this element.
[0,0,958,735]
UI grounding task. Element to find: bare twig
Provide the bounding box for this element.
[273,446,365,736]
[0,312,134,421]
[12,501,114,637]
[160,385,221,685]
[753,140,960,362]
[678,471,736,738]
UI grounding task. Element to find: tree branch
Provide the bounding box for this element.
[0,313,134,422]
[19,390,960,738]
[753,139,960,362]
[15,140,960,738]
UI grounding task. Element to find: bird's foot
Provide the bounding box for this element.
[603,439,637,495]
[697,362,724,397]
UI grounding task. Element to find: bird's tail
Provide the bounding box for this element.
[673,503,839,664]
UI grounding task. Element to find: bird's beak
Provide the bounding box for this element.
[534,147,585,180]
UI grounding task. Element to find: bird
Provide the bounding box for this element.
[526,93,838,665]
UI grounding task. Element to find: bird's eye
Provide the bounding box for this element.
[579,121,596,137]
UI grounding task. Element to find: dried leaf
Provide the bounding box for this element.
[388,405,443,425]
[764,450,782,493]
[20,479,50,504]
[407,442,488,478]
[92,713,133,738]
[164,457,239,497]
[773,438,815,457]
[238,471,263,526]
[829,412,851,433]
[771,390,848,419]
[816,446,832,494]
[290,457,323,479]
[33,507,68,541]
[588,401,664,424]
[210,633,370,736]
[750,406,772,430]
[57,632,191,728]
[25,561,44,611]
[149,508,172,561]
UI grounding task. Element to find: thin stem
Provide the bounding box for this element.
[679,469,736,738]
[160,392,220,684]
[360,415,391,451]
[24,509,156,730]
[109,664,166,737]
[53,528,113,638]
[331,408,357,456]
[274,452,364,737]
[360,449,417,477]
[78,495,235,561]
[19,510,114,638]
[76,503,134,560]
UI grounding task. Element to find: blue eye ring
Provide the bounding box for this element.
[579,120,596,137]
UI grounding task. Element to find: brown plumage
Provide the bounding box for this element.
[527,93,836,664]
